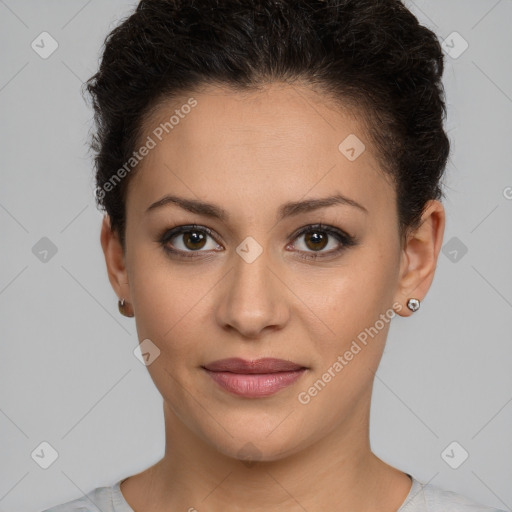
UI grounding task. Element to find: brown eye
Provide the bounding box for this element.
[289,223,357,260]
[182,230,208,250]
[160,224,220,256]
[303,230,329,251]
[159,223,356,261]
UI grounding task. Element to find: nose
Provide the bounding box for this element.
[215,245,290,339]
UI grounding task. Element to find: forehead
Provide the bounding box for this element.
[127,82,395,221]
[144,81,369,154]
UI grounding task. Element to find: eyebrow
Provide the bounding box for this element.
[145,193,368,221]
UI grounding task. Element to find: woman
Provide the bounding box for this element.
[42,0,506,510]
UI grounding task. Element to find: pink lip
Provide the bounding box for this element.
[202,358,307,398]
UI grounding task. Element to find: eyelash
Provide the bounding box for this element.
[158,223,357,261]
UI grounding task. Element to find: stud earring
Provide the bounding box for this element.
[407,298,420,312]
[118,298,134,317]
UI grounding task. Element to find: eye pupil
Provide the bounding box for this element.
[305,231,328,251]
[184,231,207,250]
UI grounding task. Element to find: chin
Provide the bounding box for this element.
[227,438,298,464]
[201,420,308,464]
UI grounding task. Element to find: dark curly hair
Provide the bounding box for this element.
[83,0,450,250]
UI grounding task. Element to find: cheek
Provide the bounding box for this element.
[306,252,398,329]
[127,243,189,344]
[127,248,219,382]
[296,243,400,386]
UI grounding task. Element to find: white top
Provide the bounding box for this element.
[40,474,507,512]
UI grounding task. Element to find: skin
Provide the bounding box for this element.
[101,81,445,511]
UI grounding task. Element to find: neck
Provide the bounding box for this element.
[122,389,412,511]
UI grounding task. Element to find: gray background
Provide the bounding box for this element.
[1,1,511,511]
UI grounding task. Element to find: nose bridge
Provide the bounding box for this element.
[217,237,288,337]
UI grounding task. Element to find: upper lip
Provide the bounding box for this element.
[203,357,305,374]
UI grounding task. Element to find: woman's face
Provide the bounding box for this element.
[111,82,410,461]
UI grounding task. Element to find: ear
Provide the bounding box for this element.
[393,200,445,317]
[100,214,132,305]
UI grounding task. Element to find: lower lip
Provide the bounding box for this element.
[203,368,307,397]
